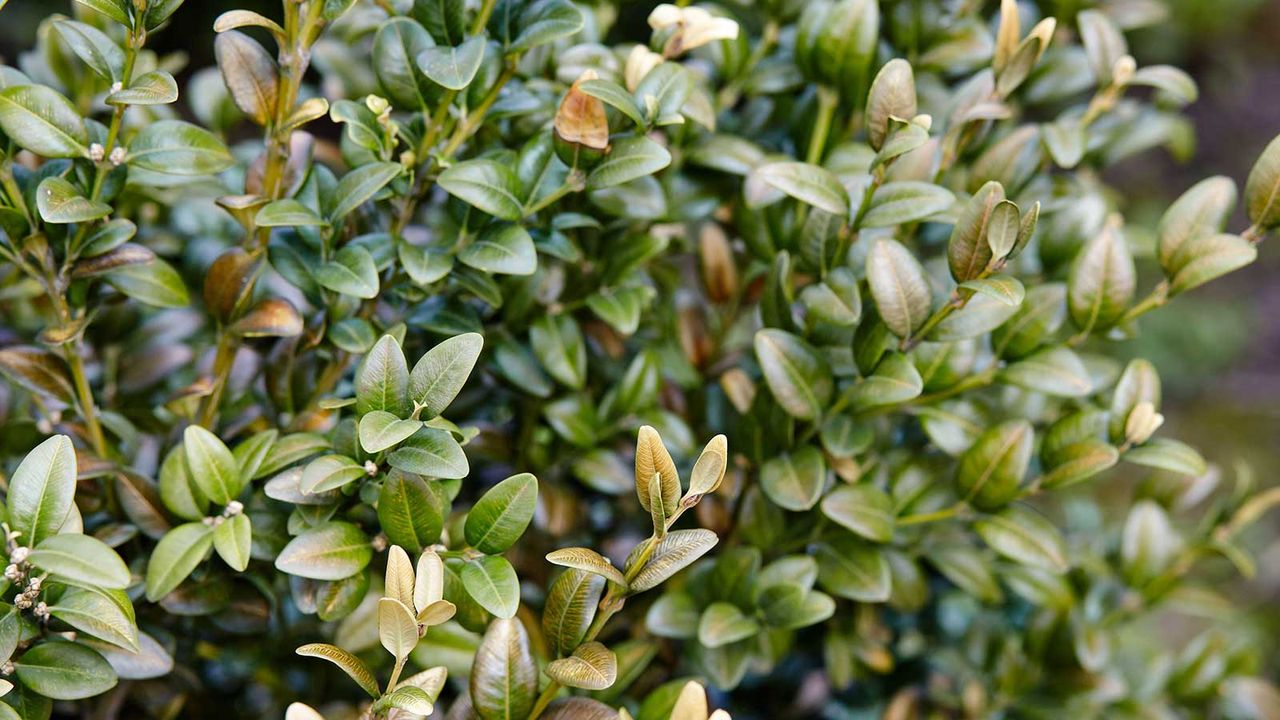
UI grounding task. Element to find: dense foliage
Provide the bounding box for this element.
[0,0,1278,717]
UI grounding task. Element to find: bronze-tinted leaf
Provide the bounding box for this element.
[204,248,260,323]
[470,617,537,720]
[555,70,610,153]
[0,345,75,402]
[214,30,279,126]
[70,243,156,279]
[229,298,303,338]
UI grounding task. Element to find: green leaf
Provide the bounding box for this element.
[687,134,765,175]
[985,200,1022,259]
[144,0,183,29]
[633,61,692,124]
[1040,440,1120,490]
[105,257,189,308]
[800,268,861,326]
[0,85,88,158]
[930,292,1022,342]
[820,484,895,543]
[507,0,584,51]
[850,352,923,410]
[872,121,929,169]
[439,158,524,220]
[358,411,423,453]
[697,603,759,649]
[81,218,137,257]
[461,555,520,618]
[1001,345,1093,398]
[545,547,627,588]
[183,425,242,505]
[753,329,832,421]
[214,30,278,125]
[356,335,409,416]
[860,181,953,227]
[373,17,436,110]
[460,223,537,275]
[258,433,330,478]
[991,283,1067,359]
[1120,500,1182,583]
[318,245,380,299]
[975,505,1069,573]
[14,641,117,700]
[1068,225,1135,332]
[1123,438,1207,477]
[586,136,672,190]
[378,471,445,553]
[53,19,124,81]
[1156,176,1236,274]
[814,537,891,602]
[255,199,326,227]
[585,286,654,335]
[416,36,486,90]
[400,240,454,286]
[296,643,380,698]
[376,686,435,715]
[758,586,835,630]
[947,182,1006,282]
[300,454,366,494]
[1043,117,1086,169]
[29,534,131,589]
[470,617,537,720]
[545,641,617,690]
[101,253,186,307]
[628,529,718,593]
[1245,131,1280,229]
[47,586,138,652]
[926,545,1003,604]
[1132,64,1198,104]
[957,420,1034,510]
[144,522,215,601]
[755,161,849,215]
[578,78,645,127]
[233,430,276,481]
[866,238,932,338]
[1078,9,1127,84]
[530,314,587,389]
[865,58,917,151]
[760,447,826,512]
[960,275,1025,306]
[330,162,402,221]
[1168,233,1257,295]
[465,473,538,554]
[387,428,469,479]
[74,0,130,26]
[405,333,482,419]
[543,569,604,656]
[6,434,76,545]
[213,513,252,572]
[274,522,373,581]
[128,120,233,175]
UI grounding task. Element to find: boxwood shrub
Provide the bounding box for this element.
[0,0,1278,718]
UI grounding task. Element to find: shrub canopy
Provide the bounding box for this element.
[0,0,1278,718]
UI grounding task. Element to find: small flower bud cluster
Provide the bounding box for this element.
[14,575,43,613]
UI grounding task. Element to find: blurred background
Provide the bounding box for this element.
[1,0,1277,690]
